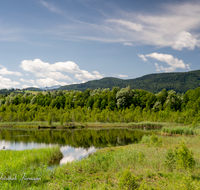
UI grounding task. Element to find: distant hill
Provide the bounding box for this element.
[1,69,200,95]
[40,85,61,90]
[0,88,16,95]
[25,87,42,91]
[58,69,200,93]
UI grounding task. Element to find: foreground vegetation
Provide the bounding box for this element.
[0,146,62,190]
[39,135,200,190]
[2,133,200,189]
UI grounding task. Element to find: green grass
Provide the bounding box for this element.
[161,126,195,135]
[0,146,62,175]
[32,135,200,190]
[0,121,177,130]
[0,146,63,190]
[3,134,200,189]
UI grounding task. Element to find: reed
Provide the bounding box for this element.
[0,146,62,176]
[161,126,195,135]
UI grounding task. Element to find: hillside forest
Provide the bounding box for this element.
[0,86,200,124]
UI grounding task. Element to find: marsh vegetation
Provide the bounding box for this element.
[1,87,200,189]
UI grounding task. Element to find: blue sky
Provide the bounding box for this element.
[0,0,200,89]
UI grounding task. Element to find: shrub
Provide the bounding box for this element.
[140,135,151,144]
[175,141,195,170]
[165,141,195,171]
[165,148,176,172]
[141,134,162,147]
[118,168,138,190]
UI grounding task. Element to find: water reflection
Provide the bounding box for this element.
[60,146,96,164]
[0,128,150,164]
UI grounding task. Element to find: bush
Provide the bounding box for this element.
[165,141,195,171]
[140,135,150,144]
[118,168,138,190]
[165,148,176,172]
[175,141,195,170]
[141,134,162,147]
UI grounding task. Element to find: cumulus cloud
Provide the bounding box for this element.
[20,59,103,82]
[123,43,133,46]
[116,74,128,78]
[138,54,148,62]
[0,76,20,89]
[36,78,68,87]
[0,65,22,76]
[20,78,35,84]
[172,31,199,50]
[75,70,103,81]
[145,53,190,72]
[22,84,39,89]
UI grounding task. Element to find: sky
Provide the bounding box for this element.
[0,0,200,89]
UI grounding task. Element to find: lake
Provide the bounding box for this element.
[0,128,150,165]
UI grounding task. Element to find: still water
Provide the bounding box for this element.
[0,128,150,165]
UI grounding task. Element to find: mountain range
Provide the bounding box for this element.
[1,69,199,95]
[56,69,200,93]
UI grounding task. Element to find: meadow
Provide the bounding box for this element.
[0,146,62,190]
[1,127,200,189]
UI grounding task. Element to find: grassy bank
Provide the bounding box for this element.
[33,135,199,190]
[0,121,180,130]
[0,146,62,190]
[3,134,200,189]
[2,128,200,189]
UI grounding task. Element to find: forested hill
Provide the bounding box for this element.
[58,69,200,93]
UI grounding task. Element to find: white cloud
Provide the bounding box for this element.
[116,74,128,78]
[172,31,198,50]
[92,71,103,78]
[138,54,148,62]
[40,0,60,14]
[36,78,68,87]
[20,59,74,81]
[75,70,103,81]
[59,2,200,50]
[0,76,20,89]
[22,84,39,89]
[145,53,190,72]
[20,78,35,84]
[20,59,103,82]
[36,71,72,81]
[123,43,133,46]
[0,65,22,76]
[107,19,143,32]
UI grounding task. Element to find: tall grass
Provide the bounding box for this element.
[162,126,195,135]
[41,135,200,190]
[2,134,200,189]
[0,146,62,176]
[127,122,164,129]
[0,146,63,190]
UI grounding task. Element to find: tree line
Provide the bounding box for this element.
[0,86,200,124]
